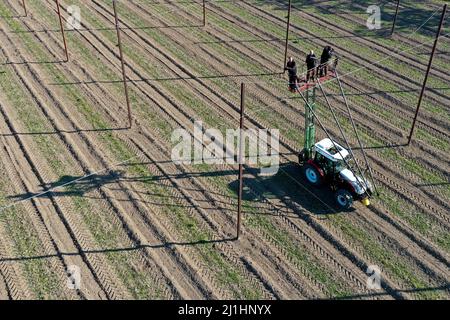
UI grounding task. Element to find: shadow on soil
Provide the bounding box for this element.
[0,13,26,19]
[3,162,357,265]
[4,169,238,261]
[7,162,350,217]
[6,165,283,215]
[0,237,237,263]
[414,181,450,188]
[1,59,67,66]
[332,283,450,299]
[228,162,354,216]
[7,172,126,200]
[0,127,129,137]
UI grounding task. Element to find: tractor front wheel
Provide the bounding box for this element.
[335,189,353,210]
[303,164,323,187]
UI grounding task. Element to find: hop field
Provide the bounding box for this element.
[0,0,448,300]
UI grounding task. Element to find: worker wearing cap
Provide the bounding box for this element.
[306,50,318,82]
[319,46,338,77]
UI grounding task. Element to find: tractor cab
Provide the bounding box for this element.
[313,138,349,175]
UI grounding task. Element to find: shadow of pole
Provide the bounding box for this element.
[0,237,238,263]
[332,284,450,300]
[0,126,130,137]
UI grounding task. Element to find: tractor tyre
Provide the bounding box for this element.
[303,164,323,187]
[335,189,353,210]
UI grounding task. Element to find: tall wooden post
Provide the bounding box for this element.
[408,4,447,145]
[55,0,69,62]
[391,0,401,35]
[203,0,206,26]
[113,0,132,128]
[237,83,245,240]
[283,0,292,72]
[22,0,27,17]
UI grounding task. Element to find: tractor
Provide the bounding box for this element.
[297,80,373,209]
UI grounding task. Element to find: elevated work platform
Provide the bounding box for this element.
[298,71,336,92]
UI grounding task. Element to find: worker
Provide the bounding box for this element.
[285,56,298,92]
[328,47,339,70]
[305,50,318,82]
[319,46,333,77]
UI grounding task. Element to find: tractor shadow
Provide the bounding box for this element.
[228,162,356,217]
[7,162,356,219]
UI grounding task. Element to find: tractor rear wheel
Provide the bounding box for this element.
[303,164,323,187]
[298,150,306,163]
[335,189,353,209]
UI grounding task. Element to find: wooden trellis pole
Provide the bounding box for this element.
[203,0,206,26]
[408,4,447,145]
[55,0,69,62]
[21,0,27,16]
[237,83,245,240]
[18,1,68,61]
[391,0,401,35]
[113,0,132,128]
[283,0,292,72]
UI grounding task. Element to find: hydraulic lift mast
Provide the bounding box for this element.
[296,65,374,209]
[303,87,317,160]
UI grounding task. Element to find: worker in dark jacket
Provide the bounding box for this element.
[305,50,318,82]
[319,46,335,77]
[285,56,298,92]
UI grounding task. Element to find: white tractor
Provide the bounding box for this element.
[300,138,373,209]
